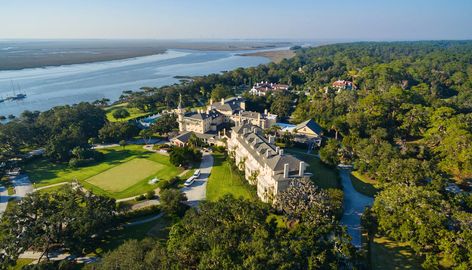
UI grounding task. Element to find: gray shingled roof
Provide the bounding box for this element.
[211,97,245,112]
[232,123,303,173]
[184,109,221,120]
[295,119,323,135]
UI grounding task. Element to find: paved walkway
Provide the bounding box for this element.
[123,212,164,227]
[181,152,213,208]
[339,169,374,247]
[33,182,68,192]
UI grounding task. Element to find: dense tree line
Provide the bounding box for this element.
[0,185,116,267]
[91,195,359,270]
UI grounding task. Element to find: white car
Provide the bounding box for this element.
[193,169,201,178]
[184,176,196,187]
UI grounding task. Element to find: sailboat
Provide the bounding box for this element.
[5,81,27,101]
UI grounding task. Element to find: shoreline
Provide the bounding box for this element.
[239,49,296,63]
[0,42,291,71]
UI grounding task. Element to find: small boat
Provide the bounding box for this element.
[5,81,27,101]
[10,93,26,100]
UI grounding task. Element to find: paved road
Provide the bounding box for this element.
[12,175,34,198]
[0,185,8,217]
[0,174,33,218]
[339,169,374,247]
[181,152,213,208]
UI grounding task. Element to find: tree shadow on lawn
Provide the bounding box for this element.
[371,236,423,270]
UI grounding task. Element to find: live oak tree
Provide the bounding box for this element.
[151,113,178,135]
[93,195,357,269]
[112,108,130,119]
[159,188,188,217]
[274,178,341,225]
[0,185,116,267]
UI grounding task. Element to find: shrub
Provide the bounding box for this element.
[116,205,161,222]
[135,194,146,201]
[157,177,181,190]
[68,158,80,168]
[146,190,156,200]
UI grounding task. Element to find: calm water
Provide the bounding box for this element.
[0,49,269,116]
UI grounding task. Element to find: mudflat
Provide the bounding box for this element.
[0,40,291,70]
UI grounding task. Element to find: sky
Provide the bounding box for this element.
[1,0,471,41]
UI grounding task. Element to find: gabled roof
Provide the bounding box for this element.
[232,123,303,172]
[172,131,194,144]
[211,97,245,112]
[295,119,323,135]
[184,109,221,120]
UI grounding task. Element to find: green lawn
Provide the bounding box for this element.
[105,103,150,122]
[351,171,379,197]
[285,149,341,189]
[206,153,256,201]
[93,215,174,255]
[371,236,422,270]
[9,258,34,270]
[25,145,182,199]
[86,159,164,193]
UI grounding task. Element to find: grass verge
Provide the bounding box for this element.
[285,148,340,189]
[350,171,379,197]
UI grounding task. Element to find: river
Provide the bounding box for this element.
[0,49,269,117]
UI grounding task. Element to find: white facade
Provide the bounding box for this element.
[228,123,309,202]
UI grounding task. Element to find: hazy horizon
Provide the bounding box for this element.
[1,0,471,40]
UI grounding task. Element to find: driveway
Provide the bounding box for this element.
[181,152,213,208]
[339,169,374,247]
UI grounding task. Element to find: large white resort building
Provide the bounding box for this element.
[172,96,277,146]
[228,123,310,202]
[171,95,314,202]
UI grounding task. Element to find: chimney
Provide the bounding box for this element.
[279,149,284,156]
[276,146,280,153]
[266,150,271,158]
[221,98,225,105]
[264,109,268,115]
[268,136,275,144]
[283,163,289,178]
[299,161,305,177]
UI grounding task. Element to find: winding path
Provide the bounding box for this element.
[339,169,374,247]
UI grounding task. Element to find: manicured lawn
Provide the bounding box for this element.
[351,171,379,197]
[25,145,147,187]
[105,103,150,122]
[86,159,164,193]
[206,153,256,201]
[371,236,422,270]
[25,145,183,199]
[285,149,340,189]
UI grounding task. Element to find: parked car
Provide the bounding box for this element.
[193,169,201,178]
[184,176,196,187]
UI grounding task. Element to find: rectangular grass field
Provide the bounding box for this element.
[85,159,164,192]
